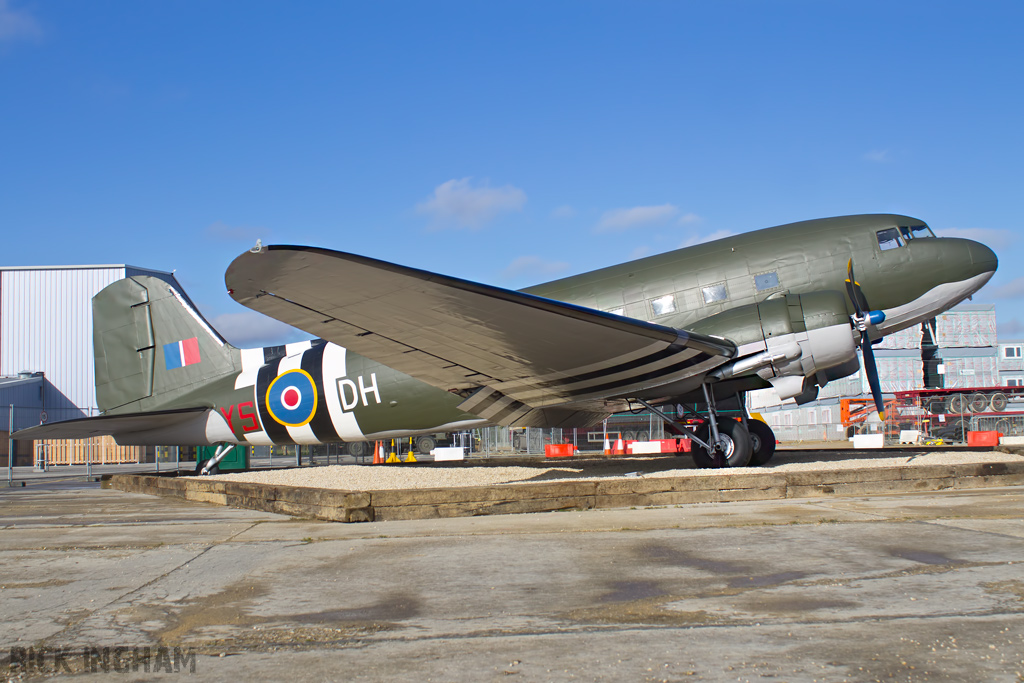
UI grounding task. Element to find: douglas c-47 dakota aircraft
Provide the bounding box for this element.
[18,214,997,473]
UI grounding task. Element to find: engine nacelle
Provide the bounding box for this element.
[693,291,859,401]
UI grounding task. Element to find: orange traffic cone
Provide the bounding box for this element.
[603,436,611,455]
[614,437,625,455]
[372,440,383,464]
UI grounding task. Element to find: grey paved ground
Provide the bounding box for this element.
[2,476,1023,682]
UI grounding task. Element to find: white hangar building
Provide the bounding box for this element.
[0,264,183,427]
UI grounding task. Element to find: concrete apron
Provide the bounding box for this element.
[105,457,1024,523]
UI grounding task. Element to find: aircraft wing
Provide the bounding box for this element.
[226,246,735,425]
[14,408,209,441]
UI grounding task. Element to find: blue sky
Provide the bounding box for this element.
[2,1,1022,347]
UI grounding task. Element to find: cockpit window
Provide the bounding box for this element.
[899,224,935,240]
[876,228,903,251]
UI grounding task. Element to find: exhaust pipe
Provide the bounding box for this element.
[708,344,801,382]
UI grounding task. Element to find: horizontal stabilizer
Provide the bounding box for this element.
[15,408,210,442]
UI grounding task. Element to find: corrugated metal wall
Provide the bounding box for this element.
[0,266,177,415]
[0,378,44,430]
[1,267,126,413]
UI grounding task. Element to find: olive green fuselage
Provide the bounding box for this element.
[524,214,989,336]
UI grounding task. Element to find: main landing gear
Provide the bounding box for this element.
[637,386,777,469]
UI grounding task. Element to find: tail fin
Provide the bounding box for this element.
[93,275,238,413]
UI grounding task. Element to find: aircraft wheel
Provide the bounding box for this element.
[990,392,1008,412]
[969,392,989,413]
[747,420,777,466]
[346,441,368,458]
[692,420,752,469]
[416,435,437,454]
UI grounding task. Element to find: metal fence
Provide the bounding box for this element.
[8,397,1022,486]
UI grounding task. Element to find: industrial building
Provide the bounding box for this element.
[1,265,183,466]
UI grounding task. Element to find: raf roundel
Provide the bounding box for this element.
[266,369,318,427]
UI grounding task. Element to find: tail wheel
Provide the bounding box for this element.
[692,420,752,469]
[416,435,437,454]
[747,420,777,466]
[990,392,1008,412]
[194,460,219,476]
[969,393,989,413]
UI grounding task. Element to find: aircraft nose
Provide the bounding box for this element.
[968,240,998,273]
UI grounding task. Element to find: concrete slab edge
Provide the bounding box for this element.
[104,460,1024,523]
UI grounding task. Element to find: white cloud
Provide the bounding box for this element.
[596,204,679,233]
[935,227,1015,250]
[680,229,734,248]
[417,177,526,229]
[863,149,890,163]
[988,277,1024,300]
[500,255,570,282]
[205,221,270,244]
[0,0,41,42]
[551,205,576,219]
[211,312,305,348]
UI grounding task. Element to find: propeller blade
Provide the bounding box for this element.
[846,258,885,420]
[845,259,869,316]
[860,335,886,422]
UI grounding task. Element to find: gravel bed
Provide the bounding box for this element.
[195,449,1024,491]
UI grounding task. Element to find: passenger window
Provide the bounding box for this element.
[701,283,728,304]
[754,271,780,291]
[876,228,903,251]
[650,294,676,316]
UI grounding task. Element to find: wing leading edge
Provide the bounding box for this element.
[226,246,735,423]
